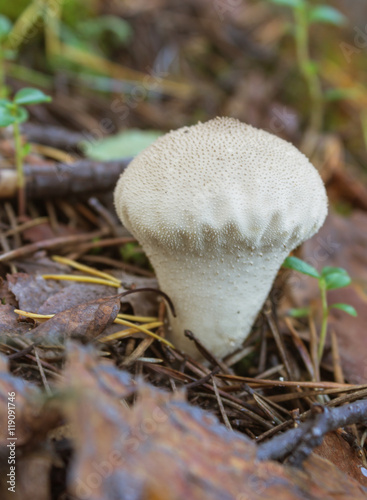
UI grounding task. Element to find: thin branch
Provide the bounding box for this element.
[257,399,367,466]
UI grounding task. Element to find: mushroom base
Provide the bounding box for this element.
[147,247,289,360]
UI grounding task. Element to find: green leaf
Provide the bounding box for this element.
[268,0,305,8]
[288,307,310,318]
[283,256,320,278]
[308,6,347,26]
[321,266,352,290]
[321,266,349,278]
[14,87,52,106]
[0,98,11,107]
[0,100,28,125]
[330,303,357,317]
[324,273,351,290]
[0,106,16,127]
[0,15,12,41]
[82,129,163,161]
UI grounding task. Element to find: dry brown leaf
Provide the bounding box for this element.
[7,273,64,313]
[0,354,43,445]
[0,278,17,308]
[0,304,32,336]
[38,282,116,315]
[27,295,121,346]
[315,432,367,488]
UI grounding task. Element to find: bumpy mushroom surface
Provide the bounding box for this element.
[114,117,328,359]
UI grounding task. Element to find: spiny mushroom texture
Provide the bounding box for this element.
[114,117,328,359]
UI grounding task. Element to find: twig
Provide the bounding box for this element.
[0,227,110,262]
[257,399,367,467]
[66,236,136,259]
[21,122,84,149]
[212,375,232,431]
[331,329,345,385]
[0,159,130,199]
[81,255,155,278]
[185,366,220,390]
[184,329,232,374]
[34,346,52,396]
[264,306,293,379]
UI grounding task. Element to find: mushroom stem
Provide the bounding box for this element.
[148,247,287,358]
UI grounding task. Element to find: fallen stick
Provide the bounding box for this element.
[0,159,130,199]
[0,227,110,262]
[257,399,367,467]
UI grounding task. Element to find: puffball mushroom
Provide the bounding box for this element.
[114,117,328,359]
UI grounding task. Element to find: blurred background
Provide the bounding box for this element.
[0,0,366,195]
[2,5,367,491]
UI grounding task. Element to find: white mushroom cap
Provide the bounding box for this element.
[114,117,328,359]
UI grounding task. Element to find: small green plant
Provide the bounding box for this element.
[0,15,13,97]
[283,256,357,361]
[0,87,51,214]
[268,0,347,133]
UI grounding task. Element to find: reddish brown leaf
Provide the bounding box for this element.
[315,432,367,488]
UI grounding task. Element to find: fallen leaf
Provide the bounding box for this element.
[113,271,159,317]
[27,295,121,346]
[0,278,17,307]
[0,304,32,336]
[38,282,116,315]
[315,432,367,487]
[0,354,43,445]
[7,273,64,313]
